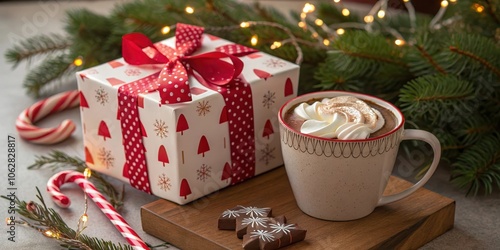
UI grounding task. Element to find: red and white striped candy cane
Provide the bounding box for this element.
[47,170,150,250]
[16,90,79,144]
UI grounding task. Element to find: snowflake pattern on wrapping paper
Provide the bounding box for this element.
[158,173,172,191]
[259,144,276,165]
[250,229,275,242]
[197,164,211,182]
[242,217,269,228]
[124,68,141,76]
[262,91,276,109]
[97,147,114,169]
[154,119,168,138]
[87,69,98,74]
[196,100,211,116]
[95,87,109,105]
[264,58,286,68]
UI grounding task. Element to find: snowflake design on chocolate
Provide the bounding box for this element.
[97,147,114,169]
[264,58,286,68]
[221,209,241,218]
[158,173,172,191]
[197,164,211,182]
[242,217,269,228]
[250,229,275,242]
[154,119,168,138]
[259,144,276,165]
[95,87,109,105]
[270,222,295,235]
[196,100,211,116]
[240,206,270,217]
[262,91,276,109]
[124,68,141,76]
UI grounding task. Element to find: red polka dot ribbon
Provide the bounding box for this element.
[118,23,259,193]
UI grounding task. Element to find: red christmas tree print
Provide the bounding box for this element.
[98,121,111,141]
[198,136,210,157]
[79,73,88,81]
[219,106,228,124]
[180,178,192,199]
[262,119,274,139]
[140,121,147,137]
[123,162,130,178]
[138,94,145,108]
[84,147,94,164]
[79,91,89,109]
[158,145,169,167]
[176,114,189,135]
[254,69,272,80]
[221,162,232,183]
[116,106,121,120]
[284,77,294,97]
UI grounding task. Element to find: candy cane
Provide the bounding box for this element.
[16,90,79,144]
[47,170,150,250]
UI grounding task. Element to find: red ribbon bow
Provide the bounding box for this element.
[122,23,251,104]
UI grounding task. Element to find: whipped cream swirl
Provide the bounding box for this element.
[293,96,385,140]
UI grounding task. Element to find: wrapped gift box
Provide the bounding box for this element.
[76,24,299,204]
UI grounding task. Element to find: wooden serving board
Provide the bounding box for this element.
[141,167,455,249]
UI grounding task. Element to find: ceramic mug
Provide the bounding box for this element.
[278,91,441,221]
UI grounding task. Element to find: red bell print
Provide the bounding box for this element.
[284,77,294,97]
[180,178,192,199]
[84,146,94,164]
[262,119,274,139]
[79,91,89,109]
[122,162,130,178]
[198,135,210,157]
[98,121,111,141]
[158,145,169,167]
[221,162,232,183]
[254,69,272,80]
[176,114,189,135]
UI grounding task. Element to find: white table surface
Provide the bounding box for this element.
[0,1,499,249]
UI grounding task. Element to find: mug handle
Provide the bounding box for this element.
[377,129,441,206]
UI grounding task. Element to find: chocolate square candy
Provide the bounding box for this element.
[242,216,306,250]
[218,205,272,230]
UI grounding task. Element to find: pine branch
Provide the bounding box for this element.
[451,132,500,195]
[4,33,71,68]
[23,54,75,98]
[2,188,134,250]
[29,151,124,210]
[399,74,476,125]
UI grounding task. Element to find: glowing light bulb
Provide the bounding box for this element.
[473,3,484,13]
[270,41,282,50]
[449,0,456,2]
[314,19,324,26]
[303,3,316,13]
[81,214,88,223]
[403,0,410,2]
[161,26,171,34]
[73,57,83,67]
[300,12,307,19]
[323,39,330,46]
[336,28,345,35]
[364,15,374,23]
[250,35,258,46]
[312,32,319,38]
[334,0,341,3]
[395,39,405,46]
[341,8,350,16]
[44,230,54,237]
[240,22,250,28]
[5,217,12,225]
[440,0,448,7]
[185,6,194,14]
[83,168,92,179]
[377,10,386,19]
[298,21,306,28]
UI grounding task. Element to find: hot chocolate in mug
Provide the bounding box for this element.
[278,91,441,221]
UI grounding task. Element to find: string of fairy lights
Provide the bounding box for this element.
[12,0,491,244]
